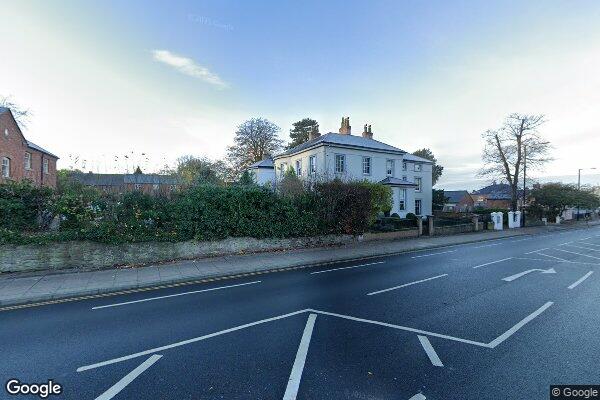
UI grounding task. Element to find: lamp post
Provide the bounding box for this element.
[577,167,597,220]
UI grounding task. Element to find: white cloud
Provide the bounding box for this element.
[152,49,228,88]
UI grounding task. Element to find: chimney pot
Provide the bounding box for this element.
[362,123,373,139]
[339,116,351,135]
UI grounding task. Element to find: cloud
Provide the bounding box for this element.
[152,50,228,88]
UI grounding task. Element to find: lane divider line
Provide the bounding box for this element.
[310,261,384,275]
[472,257,512,269]
[417,335,443,367]
[568,271,594,290]
[95,354,162,400]
[283,314,317,400]
[91,281,261,310]
[488,302,553,348]
[411,250,456,259]
[366,274,448,296]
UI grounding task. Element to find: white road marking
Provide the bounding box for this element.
[488,302,553,348]
[514,257,599,266]
[308,309,490,347]
[502,268,556,282]
[310,261,384,275]
[473,243,502,249]
[568,271,594,289]
[417,335,443,367]
[411,250,456,259]
[472,257,513,269]
[283,314,317,400]
[537,252,569,261]
[92,281,262,310]
[566,244,600,252]
[409,393,426,400]
[555,249,600,260]
[77,309,311,372]
[525,248,549,254]
[557,242,573,246]
[95,354,162,400]
[579,241,600,248]
[367,274,448,296]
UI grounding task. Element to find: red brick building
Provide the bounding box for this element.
[70,169,182,196]
[0,107,59,188]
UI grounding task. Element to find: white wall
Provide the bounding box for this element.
[251,168,276,186]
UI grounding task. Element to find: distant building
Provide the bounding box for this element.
[247,158,275,186]
[472,183,523,210]
[442,190,474,212]
[0,107,59,188]
[71,169,181,196]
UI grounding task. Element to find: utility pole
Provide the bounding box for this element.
[522,145,527,226]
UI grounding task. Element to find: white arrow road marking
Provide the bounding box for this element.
[409,394,426,400]
[568,271,594,289]
[367,274,448,295]
[417,336,443,367]
[502,268,556,282]
[95,354,162,400]
[283,314,317,400]
[92,281,262,310]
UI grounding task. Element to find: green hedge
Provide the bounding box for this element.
[0,179,386,245]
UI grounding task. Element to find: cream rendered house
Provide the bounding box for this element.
[252,117,433,217]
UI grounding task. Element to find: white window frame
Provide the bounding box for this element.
[308,155,316,176]
[295,159,302,176]
[415,199,422,215]
[43,159,49,174]
[2,157,10,178]
[279,163,287,178]
[402,161,407,171]
[362,156,371,175]
[386,159,395,176]
[24,152,32,170]
[399,189,406,211]
[335,154,345,174]
[415,177,422,192]
[3,128,8,137]
[414,163,422,172]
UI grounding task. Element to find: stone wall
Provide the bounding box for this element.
[433,223,475,236]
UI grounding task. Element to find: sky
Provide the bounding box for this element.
[1,0,600,190]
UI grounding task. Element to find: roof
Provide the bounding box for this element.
[275,132,408,158]
[379,177,418,186]
[0,106,9,114]
[72,172,180,186]
[444,190,471,204]
[26,140,59,159]
[402,153,433,164]
[248,159,274,169]
[473,183,516,200]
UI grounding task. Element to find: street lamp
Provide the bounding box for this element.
[577,167,597,220]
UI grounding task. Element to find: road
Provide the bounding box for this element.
[2,226,600,399]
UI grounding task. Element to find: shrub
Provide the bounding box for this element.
[0,181,53,231]
[406,213,417,221]
[358,181,392,223]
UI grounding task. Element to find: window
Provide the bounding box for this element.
[3,128,8,137]
[399,189,406,211]
[152,184,159,190]
[1,157,10,178]
[386,159,395,176]
[414,163,422,172]
[309,155,316,175]
[362,157,371,175]
[295,159,302,176]
[134,184,142,190]
[279,163,287,178]
[24,152,32,170]
[415,199,422,215]
[402,175,407,181]
[402,161,407,171]
[335,154,345,173]
[43,159,49,174]
[415,177,422,192]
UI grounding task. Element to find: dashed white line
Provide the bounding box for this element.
[488,302,553,348]
[310,261,385,275]
[411,250,456,259]
[95,354,162,400]
[514,257,598,266]
[283,314,317,400]
[555,249,600,260]
[525,248,549,254]
[472,257,513,269]
[367,274,448,296]
[536,252,569,261]
[579,241,600,248]
[417,335,443,367]
[92,281,262,310]
[565,244,600,252]
[568,271,594,290]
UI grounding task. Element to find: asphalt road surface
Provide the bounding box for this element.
[2,226,600,400]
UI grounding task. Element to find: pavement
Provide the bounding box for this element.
[0,224,584,308]
[1,223,600,399]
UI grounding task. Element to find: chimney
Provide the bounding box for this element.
[362,124,373,139]
[308,126,320,141]
[339,116,351,135]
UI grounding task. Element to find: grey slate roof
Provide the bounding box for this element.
[72,172,180,186]
[379,177,418,186]
[0,106,9,114]
[248,158,274,169]
[276,132,407,157]
[26,140,59,159]
[402,153,434,164]
[473,183,518,200]
[444,190,471,204]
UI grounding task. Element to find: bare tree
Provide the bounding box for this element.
[0,96,31,128]
[480,113,552,210]
[227,118,283,176]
